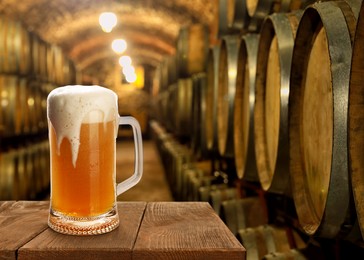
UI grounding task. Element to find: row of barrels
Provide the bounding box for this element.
[213,0,315,38]
[0,75,55,138]
[0,140,50,200]
[0,15,77,85]
[150,121,313,259]
[153,24,210,95]
[153,0,364,241]
[153,0,317,95]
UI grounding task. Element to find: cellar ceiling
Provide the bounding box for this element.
[0,0,216,78]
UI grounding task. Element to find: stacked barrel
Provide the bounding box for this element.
[152,0,364,257]
[0,15,78,200]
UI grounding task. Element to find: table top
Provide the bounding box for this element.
[0,201,245,260]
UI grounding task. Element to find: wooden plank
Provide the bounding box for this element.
[18,202,146,260]
[0,201,49,260]
[133,202,246,260]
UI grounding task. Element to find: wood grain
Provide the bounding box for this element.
[18,202,146,260]
[0,201,245,259]
[133,202,245,260]
[0,201,49,260]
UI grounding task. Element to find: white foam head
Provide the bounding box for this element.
[47,85,118,167]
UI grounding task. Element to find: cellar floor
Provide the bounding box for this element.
[116,139,173,202]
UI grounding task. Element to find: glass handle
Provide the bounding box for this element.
[116,116,143,195]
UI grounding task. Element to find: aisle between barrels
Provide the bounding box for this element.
[116,139,173,202]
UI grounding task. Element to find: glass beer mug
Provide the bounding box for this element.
[47,85,143,235]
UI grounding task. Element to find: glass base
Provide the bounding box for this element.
[48,206,119,235]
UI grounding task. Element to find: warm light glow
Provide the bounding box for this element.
[122,65,135,75]
[134,66,144,88]
[111,39,127,54]
[125,72,137,83]
[118,55,132,67]
[99,12,117,33]
[122,64,136,83]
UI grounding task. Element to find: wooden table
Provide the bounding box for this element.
[0,201,245,260]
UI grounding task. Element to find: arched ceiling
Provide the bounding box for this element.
[0,0,217,79]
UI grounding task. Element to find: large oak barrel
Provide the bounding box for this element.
[191,73,209,159]
[246,0,311,32]
[47,44,70,85]
[221,197,268,236]
[289,1,357,238]
[204,45,220,154]
[31,35,48,80]
[233,33,260,181]
[0,15,31,75]
[246,0,278,32]
[238,225,297,259]
[175,78,193,138]
[349,0,364,240]
[216,0,250,37]
[254,12,301,194]
[217,35,240,158]
[0,150,16,200]
[176,24,209,78]
[0,76,33,137]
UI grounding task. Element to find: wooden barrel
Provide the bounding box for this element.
[15,78,28,135]
[246,0,311,32]
[175,78,193,138]
[221,197,268,236]
[216,0,250,37]
[289,1,357,238]
[233,33,260,181]
[191,73,209,159]
[0,15,31,75]
[176,24,209,78]
[31,35,48,80]
[181,160,215,201]
[349,0,364,241]
[204,45,220,153]
[47,44,67,85]
[254,12,301,194]
[157,55,178,93]
[185,167,211,201]
[161,83,176,132]
[217,35,240,158]
[209,187,239,216]
[171,147,192,201]
[163,139,188,191]
[238,225,293,259]
[246,0,280,32]
[157,90,170,129]
[54,45,67,85]
[0,76,32,137]
[0,150,16,200]
[27,81,44,134]
[199,183,228,202]
[0,76,17,137]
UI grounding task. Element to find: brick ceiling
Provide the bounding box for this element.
[0,0,216,77]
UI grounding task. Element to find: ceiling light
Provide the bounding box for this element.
[99,12,117,33]
[118,55,132,67]
[122,65,135,76]
[111,39,127,54]
[125,72,137,83]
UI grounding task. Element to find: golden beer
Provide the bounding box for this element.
[49,120,116,217]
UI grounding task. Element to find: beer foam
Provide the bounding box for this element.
[47,85,118,167]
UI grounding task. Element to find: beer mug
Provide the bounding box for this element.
[47,85,143,235]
